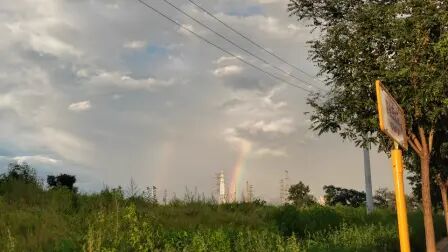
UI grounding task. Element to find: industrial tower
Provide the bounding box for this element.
[219,170,226,204]
[243,181,254,202]
[280,170,289,204]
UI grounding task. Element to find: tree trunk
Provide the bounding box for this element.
[439,182,448,236]
[421,155,436,252]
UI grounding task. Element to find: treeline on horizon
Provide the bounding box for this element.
[0,161,447,251]
[0,161,424,209]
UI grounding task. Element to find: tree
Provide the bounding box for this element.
[1,162,38,184]
[323,185,366,207]
[406,123,448,232]
[287,181,315,207]
[435,174,448,235]
[431,124,448,235]
[288,1,448,250]
[47,174,77,192]
[373,188,395,209]
[430,127,448,235]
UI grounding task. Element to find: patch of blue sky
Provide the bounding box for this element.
[122,44,168,73]
[146,45,168,56]
[225,5,264,17]
[0,146,13,156]
[0,143,30,158]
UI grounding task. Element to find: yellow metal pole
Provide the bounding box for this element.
[391,142,411,252]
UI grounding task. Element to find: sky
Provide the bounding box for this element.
[0,0,410,202]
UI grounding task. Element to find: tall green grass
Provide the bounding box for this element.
[0,181,446,251]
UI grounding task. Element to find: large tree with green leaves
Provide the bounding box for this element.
[288,0,448,250]
[287,181,316,207]
[47,174,77,192]
[323,185,366,207]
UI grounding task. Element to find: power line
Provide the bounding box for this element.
[186,0,324,88]
[158,0,322,92]
[136,0,312,93]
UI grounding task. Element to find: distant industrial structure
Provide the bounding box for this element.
[215,171,254,204]
[219,170,226,204]
[279,170,289,204]
[242,180,254,202]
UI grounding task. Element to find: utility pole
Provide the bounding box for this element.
[284,170,289,203]
[233,184,237,203]
[280,178,284,204]
[363,147,374,214]
[249,184,254,202]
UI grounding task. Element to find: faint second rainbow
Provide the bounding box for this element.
[229,139,252,202]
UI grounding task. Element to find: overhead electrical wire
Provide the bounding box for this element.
[159,0,324,92]
[136,0,313,93]
[185,0,325,89]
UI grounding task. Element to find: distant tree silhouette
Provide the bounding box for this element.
[47,174,76,192]
[373,187,395,209]
[0,162,41,199]
[288,181,315,207]
[323,185,366,207]
[0,162,37,184]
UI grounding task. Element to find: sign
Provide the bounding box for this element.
[375,80,408,150]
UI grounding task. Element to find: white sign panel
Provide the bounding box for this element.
[375,80,408,149]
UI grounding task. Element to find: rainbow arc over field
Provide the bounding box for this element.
[229,140,252,201]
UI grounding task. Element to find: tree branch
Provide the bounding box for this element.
[429,128,435,153]
[408,139,422,157]
[408,131,423,153]
[419,127,428,156]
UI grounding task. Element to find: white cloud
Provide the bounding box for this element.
[217,14,309,40]
[112,94,122,100]
[213,65,243,77]
[287,24,302,31]
[214,55,241,64]
[221,88,288,117]
[15,155,59,165]
[253,148,287,157]
[37,127,93,165]
[178,24,195,36]
[240,118,296,135]
[85,71,174,91]
[68,100,91,112]
[29,32,81,57]
[223,127,253,152]
[0,94,16,110]
[76,68,90,78]
[6,21,81,57]
[262,88,287,110]
[123,40,146,49]
[255,0,282,3]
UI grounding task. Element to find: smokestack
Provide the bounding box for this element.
[219,170,226,204]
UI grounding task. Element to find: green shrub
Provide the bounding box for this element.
[274,205,342,236]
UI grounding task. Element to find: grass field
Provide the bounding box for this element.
[0,180,446,251]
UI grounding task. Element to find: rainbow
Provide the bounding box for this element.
[229,139,252,202]
[152,141,175,190]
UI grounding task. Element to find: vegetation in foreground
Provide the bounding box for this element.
[0,163,447,251]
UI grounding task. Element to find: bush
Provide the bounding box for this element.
[274,205,342,236]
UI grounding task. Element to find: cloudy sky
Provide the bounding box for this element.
[0,0,409,201]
